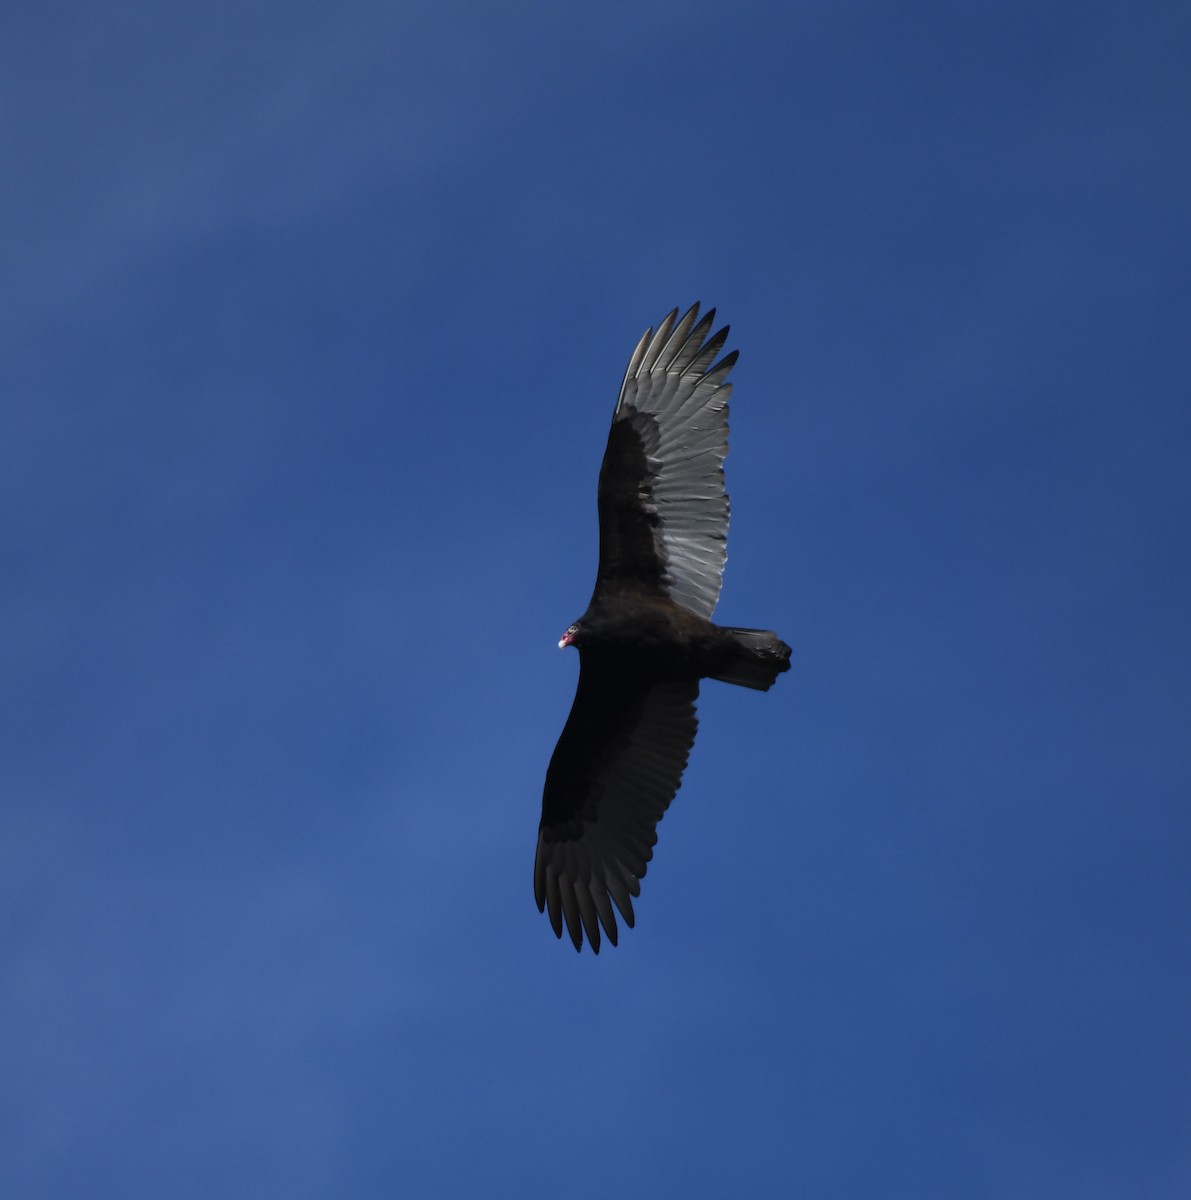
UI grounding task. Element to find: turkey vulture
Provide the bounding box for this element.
[535,303,791,952]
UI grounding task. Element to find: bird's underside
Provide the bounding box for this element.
[535,304,791,952]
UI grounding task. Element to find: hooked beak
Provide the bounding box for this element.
[558,630,576,649]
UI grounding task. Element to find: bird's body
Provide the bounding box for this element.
[535,304,791,952]
[567,593,786,688]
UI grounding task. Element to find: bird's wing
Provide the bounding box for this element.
[593,303,736,619]
[535,663,699,952]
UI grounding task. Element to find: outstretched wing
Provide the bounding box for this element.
[593,303,736,619]
[535,664,700,952]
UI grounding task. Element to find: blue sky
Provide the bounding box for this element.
[3,2,1189,1196]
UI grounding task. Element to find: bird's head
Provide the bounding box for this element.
[558,622,581,649]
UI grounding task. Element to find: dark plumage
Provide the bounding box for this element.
[535,304,791,952]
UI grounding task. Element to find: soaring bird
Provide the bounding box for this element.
[535,304,791,952]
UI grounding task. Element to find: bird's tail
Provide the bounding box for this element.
[710,627,792,691]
